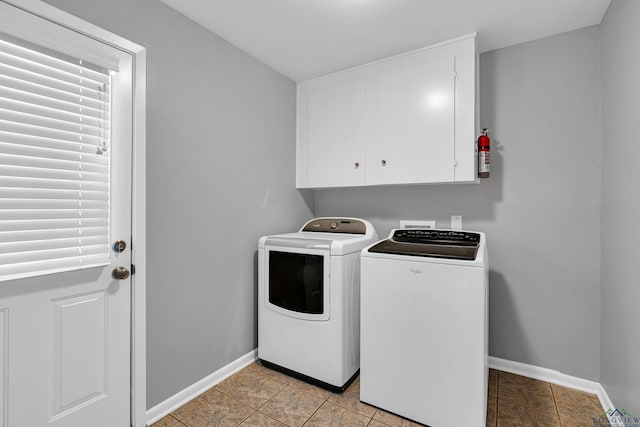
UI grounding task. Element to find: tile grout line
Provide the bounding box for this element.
[550,384,564,425]
[252,365,373,426]
[495,370,499,426]
[233,408,256,427]
[326,398,375,420]
[259,381,330,426]
[300,396,331,427]
[212,382,281,424]
[259,410,291,426]
[496,370,502,427]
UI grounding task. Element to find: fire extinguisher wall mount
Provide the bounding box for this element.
[478,128,491,178]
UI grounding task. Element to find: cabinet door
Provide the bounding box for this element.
[367,54,455,185]
[302,79,366,188]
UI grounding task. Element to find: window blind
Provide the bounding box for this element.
[0,34,112,282]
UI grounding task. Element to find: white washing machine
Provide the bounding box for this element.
[360,228,488,427]
[258,217,378,391]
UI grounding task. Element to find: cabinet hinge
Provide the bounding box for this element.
[131,264,136,275]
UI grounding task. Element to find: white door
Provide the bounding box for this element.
[367,53,456,185]
[303,78,367,188]
[0,3,133,426]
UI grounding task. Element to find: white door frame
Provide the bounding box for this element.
[0,1,148,426]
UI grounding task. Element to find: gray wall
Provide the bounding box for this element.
[44,0,314,408]
[41,0,637,412]
[315,27,603,381]
[600,0,640,414]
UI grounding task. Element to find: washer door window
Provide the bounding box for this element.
[266,249,331,321]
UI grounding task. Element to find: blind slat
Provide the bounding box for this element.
[0,141,109,165]
[0,244,108,266]
[0,153,109,173]
[0,39,110,84]
[0,97,109,129]
[0,164,106,183]
[0,131,108,157]
[0,187,108,201]
[0,218,108,232]
[0,226,108,243]
[0,34,112,282]
[0,119,106,144]
[0,235,108,254]
[0,56,108,93]
[0,84,110,117]
[1,109,108,136]
[0,208,108,221]
[0,176,108,191]
[0,198,106,210]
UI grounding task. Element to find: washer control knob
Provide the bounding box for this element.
[430,232,439,239]
[330,222,338,229]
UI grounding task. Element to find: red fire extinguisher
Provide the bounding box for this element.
[478,128,491,178]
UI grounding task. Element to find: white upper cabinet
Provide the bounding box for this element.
[367,53,455,185]
[296,34,478,189]
[305,79,366,187]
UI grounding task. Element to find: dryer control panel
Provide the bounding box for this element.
[302,218,366,234]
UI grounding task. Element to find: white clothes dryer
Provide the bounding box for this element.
[258,218,378,391]
[360,228,488,427]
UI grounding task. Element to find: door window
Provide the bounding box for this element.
[268,251,324,315]
[0,33,114,281]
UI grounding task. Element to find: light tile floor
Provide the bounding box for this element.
[151,362,607,427]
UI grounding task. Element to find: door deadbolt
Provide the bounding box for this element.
[112,266,130,280]
[113,240,127,253]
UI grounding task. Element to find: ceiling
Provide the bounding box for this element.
[158,0,611,82]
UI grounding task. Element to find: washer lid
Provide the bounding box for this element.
[368,229,481,261]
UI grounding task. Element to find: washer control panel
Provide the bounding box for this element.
[392,229,480,246]
[369,229,481,260]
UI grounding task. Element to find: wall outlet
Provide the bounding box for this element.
[451,215,462,230]
[400,220,436,229]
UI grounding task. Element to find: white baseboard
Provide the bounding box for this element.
[146,349,258,426]
[488,356,621,426]
[146,353,620,426]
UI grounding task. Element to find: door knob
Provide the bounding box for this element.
[113,240,127,253]
[112,266,130,280]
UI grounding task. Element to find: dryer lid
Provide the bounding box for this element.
[259,217,378,255]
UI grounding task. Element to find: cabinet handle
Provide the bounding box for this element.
[354,162,360,168]
[381,159,387,166]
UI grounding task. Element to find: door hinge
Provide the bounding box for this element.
[131,264,136,275]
